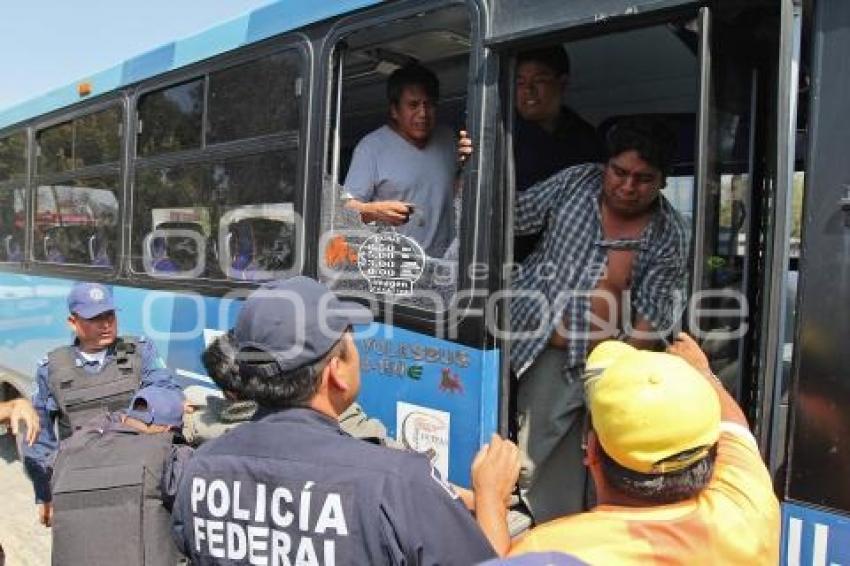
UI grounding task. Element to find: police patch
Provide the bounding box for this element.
[430,466,458,499]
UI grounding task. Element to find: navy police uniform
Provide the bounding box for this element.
[26,337,172,502]
[173,407,496,565]
[23,282,176,503]
[173,276,497,565]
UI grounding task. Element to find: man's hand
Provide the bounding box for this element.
[9,398,39,446]
[38,502,53,527]
[457,129,473,167]
[359,200,412,226]
[472,434,520,507]
[667,332,711,375]
[471,434,520,557]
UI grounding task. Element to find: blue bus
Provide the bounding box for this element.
[0,0,847,561]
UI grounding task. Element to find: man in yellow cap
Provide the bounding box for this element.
[508,333,780,564]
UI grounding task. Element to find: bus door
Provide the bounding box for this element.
[491,0,787,462]
[317,1,498,487]
[781,0,850,561]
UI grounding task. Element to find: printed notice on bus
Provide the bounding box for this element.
[357,232,425,295]
[397,402,450,479]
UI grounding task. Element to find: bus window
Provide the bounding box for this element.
[33,106,123,268]
[207,51,301,144]
[36,107,122,175]
[37,120,74,175]
[75,106,122,167]
[133,153,297,280]
[33,178,119,266]
[0,131,27,263]
[137,80,204,157]
[320,5,471,311]
[132,48,303,282]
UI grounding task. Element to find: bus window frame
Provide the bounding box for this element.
[316,0,491,343]
[126,35,311,296]
[27,95,128,280]
[0,127,31,269]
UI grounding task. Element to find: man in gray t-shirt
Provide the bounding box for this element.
[344,64,459,257]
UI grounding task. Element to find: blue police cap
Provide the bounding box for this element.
[126,381,184,428]
[67,282,116,319]
[233,276,372,375]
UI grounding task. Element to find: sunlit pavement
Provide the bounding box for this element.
[0,434,50,566]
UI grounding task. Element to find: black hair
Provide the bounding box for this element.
[386,64,440,107]
[598,444,718,504]
[201,332,241,393]
[201,330,350,409]
[517,46,571,76]
[605,116,678,176]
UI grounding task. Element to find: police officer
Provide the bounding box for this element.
[183,330,398,447]
[24,281,178,527]
[172,276,520,564]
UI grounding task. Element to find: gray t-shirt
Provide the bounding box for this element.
[344,124,456,256]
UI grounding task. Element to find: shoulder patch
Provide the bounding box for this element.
[429,466,459,500]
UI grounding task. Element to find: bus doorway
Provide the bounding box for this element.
[497,0,783,523]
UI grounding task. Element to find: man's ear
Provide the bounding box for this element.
[67,315,78,333]
[325,356,349,393]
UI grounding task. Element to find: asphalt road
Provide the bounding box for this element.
[0,433,50,566]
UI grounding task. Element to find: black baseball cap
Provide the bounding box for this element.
[233,276,372,375]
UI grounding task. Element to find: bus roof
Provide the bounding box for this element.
[0,0,380,130]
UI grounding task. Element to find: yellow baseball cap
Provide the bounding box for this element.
[584,340,637,375]
[585,343,721,474]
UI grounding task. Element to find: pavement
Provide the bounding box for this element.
[0,432,50,566]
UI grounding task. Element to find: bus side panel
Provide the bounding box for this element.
[0,273,73,392]
[354,323,499,488]
[112,285,241,386]
[781,502,850,565]
[0,273,499,487]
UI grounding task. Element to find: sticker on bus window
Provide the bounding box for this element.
[358,232,425,295]
[397,401,450,479]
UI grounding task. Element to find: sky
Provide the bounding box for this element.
[0,0,274,111]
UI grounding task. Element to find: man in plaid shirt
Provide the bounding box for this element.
[510,117,688,524]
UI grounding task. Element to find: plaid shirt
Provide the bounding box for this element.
[510,163,688,377]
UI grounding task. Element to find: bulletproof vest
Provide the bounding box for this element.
[48,337,142,440]
[51,425,184,566]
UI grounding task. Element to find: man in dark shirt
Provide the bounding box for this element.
[514,46,605,262]
[171,277,520,564]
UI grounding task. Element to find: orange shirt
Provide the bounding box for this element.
[510,424,780,565]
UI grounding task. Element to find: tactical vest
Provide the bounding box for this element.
[47,337,142,440]
[51,423,185,566]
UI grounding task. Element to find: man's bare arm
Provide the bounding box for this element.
[667,332,748,427]
[471,434,521,556]
[0,398,39,446]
